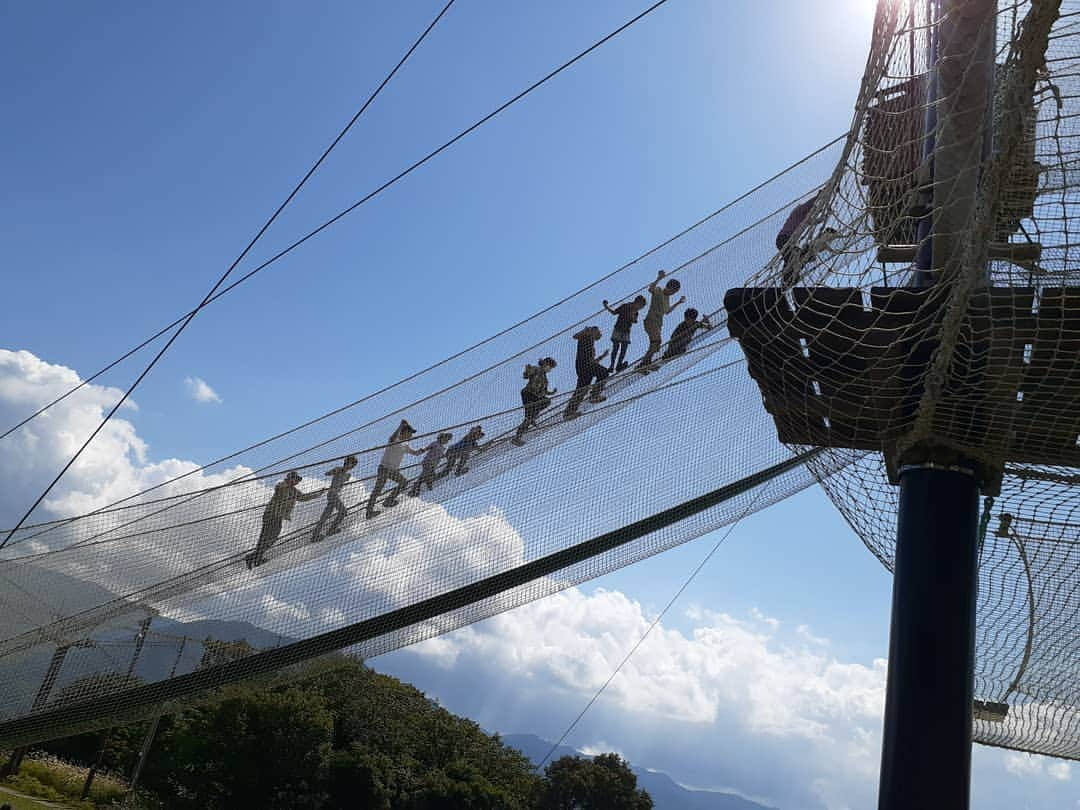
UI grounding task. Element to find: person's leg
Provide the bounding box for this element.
[248,516,282,567]
[454,449,470,475]
[366,466,389,516]
[589,365,609,402]
[312,500,335,539]
[514,393,537,444]
[640,322,661,368]
[436,457,449,478]
[384,468,409,506]
[565,373,589,418]
[615,340,630,371]
[327,494,347,534]
[609,340,619,372]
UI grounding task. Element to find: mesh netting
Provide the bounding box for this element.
[0,136,846,744]
[724,0,1080,761]
[0,0,1077,765]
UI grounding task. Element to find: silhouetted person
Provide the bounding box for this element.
[410,432,452,496]
[512,357,558,446]
[246,471,321,569]
[776,191,838,287]
[639,270,684,371]
[312,455,358,541]
[564,326,609,420]
[366,420,423,518]
[439,425,485,476]
[662,307,712,360]
[602,295,646,372]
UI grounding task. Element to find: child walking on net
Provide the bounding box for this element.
[439,425,485,476]
[662,308,712,360]
[366,420,423,518]
[312,455,358,541]
[639,270,685,372]
[564,327,608,420]
[603,295,645,372]
[246,471,322,569]
[409,432,453,496]
[512,357,557,446]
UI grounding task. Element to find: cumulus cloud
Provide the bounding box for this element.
[393,588,887,809]
[184,376,222,404]
[0,348,532,654]
[0,350,241,524]
[1005,751,1073,782]
[0,349,254,638]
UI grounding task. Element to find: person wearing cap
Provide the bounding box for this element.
[409,431,453,496]
[564,326,609,420]
[312,454,358,541]
[512,357,558,446]
[246,471,322,569]
[438,425,485,477]
[366,420,423,518]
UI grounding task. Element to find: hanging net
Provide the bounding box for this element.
[0,0,1077,765]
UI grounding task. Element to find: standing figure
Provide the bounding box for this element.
[564,327,609,420]
[603,295,646,372]
[312,455,358,541]
[439,425,485,476]
[638,270,685,372]
[775,191,837,287]
[662,308,712,360]
[409,432,453,496]
[365,420,423,518]
[511,357,558,446]
[246,471,322,569]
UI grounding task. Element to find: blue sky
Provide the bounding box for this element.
[2,1,1076,807]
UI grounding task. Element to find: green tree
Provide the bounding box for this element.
[142,684,332,809]
[537,753,653,810]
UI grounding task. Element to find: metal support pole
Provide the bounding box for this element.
[879,465,980,809]
[124,635,187,804]
[880,1,996,807]
[81,618,153,801]
[1,644,71,777]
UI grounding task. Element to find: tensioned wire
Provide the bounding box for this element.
[0,0,461,548]
[1,139,844,549]
[0,0,678,458]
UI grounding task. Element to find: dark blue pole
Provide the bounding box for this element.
[879,0,995,806]
[878,465,980,809]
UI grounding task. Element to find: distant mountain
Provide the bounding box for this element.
[503,733,776,810]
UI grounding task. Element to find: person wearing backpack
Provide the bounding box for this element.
[511,358,557,446]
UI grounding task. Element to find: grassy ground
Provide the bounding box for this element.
[0,754,128,809]
[0,783,70,808]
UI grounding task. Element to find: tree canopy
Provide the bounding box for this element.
[33,655,647,809]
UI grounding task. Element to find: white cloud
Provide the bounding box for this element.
[1047,761,1072,782]
[401,586,887,809]
[0,349,254,639]
[1005,751,1074,782]
[0,350,242,524]
[184,375,222,404]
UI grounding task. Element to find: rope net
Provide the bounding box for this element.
[725,0,1080,761]
[0,0,1077,766]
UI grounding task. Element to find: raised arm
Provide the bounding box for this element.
[602,299,617,315]
[666,295,686,315]
[298,489,324,502]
